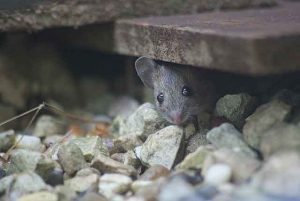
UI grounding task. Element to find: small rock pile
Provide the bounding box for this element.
[1,89,300,201]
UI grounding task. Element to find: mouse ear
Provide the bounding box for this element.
[135,56,157,89]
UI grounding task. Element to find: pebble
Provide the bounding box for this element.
[204,163,232,186]
[207,123,257,158]
[17,191,58,201]
[91,154,137,177]
[6,149,42,174]
[243,100,291,149]
[98,173,132,199]
[57,142,87,176]
[71,136,109,162]
[139,165,170,181]
[0,130,15,152]
[15,134,44,152]
[139,125,185,169]
[65,173,99,193]
[215,93,257,128]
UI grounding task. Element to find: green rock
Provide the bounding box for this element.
[243,100,291,149]
[71,136,109,162]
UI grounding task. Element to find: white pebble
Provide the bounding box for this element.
[205,163,232,185]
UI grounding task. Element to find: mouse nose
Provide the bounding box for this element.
[170,111,182,125]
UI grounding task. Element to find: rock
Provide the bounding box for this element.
[260,123,300,158]
[65,173,99,193]
[98,173,132,199]
[243,100,291,149]
[54,186,77,201]
[33,115,66,137]
[111,135,143,154]
[108,96,140,118]
[35,157,63,186]
[135,178,165,201]
[77,192,108,201]
[138,125,185,169]
[176,145,215,170]
[43,135,64,148]
[17,191,58,201]
[123,103,167,138]
[158,177,195,201]
[71,136,109,162]
[139,165,170,181]
[15,135,44,152]
[0,130,15,152]
[207,123,257,158]
[6,149,42,174]
[185,129,209,155]
[272,89,300,107]
[124,150,141,170]
[76,167,100,176]
[57,142,87,176]
[171,169,203,185]
[204,163,232,186]
[212,149,261,183]
[251,151,300,198]
[12,171,48,195]
[215,93,257,128]
[91,154,137,177]
[109,116,127,137]
[131,180,154,193]
[0,174,15,195]
[0,167,6,179]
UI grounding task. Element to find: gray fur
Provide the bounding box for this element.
[135,56,216,126]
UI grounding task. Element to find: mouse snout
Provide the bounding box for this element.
[169,111,183,125]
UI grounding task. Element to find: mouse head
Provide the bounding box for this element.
[135,56,205,125]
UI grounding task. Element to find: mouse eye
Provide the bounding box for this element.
[182,86,192,97]
[157,93,164,103]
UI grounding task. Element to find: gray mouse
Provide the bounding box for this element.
[135,56,217,129]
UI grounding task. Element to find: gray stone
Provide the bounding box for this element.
[65,173,99,193]
[77,192,108,201]
[185,129,209,155]
[215,93,257,128]
[109,116,128,137]
[204,163,232,186]
[125,103,167,138]
[6,149,42,174]
[251,151,300,198]
[12,171,48,195]
[131,180,154,193]
[71,136,109,162]
[76,167,100,176]
[158,177,194,201]
[91,154,137,176]
[123,150,141,170]
[243,100,291,149]
[35,157,63,186]
[260,123,300,158]
[176,145,215,170]
[33,115,66,137]
[57,142,87,175]
[54,186,77,201]
[111,135,143,154]
[43,135,64,148]
[138,125,185,169]
[211,149,261,183]
[139,165,170,181]
[15,135,44,152]
[98,173,132,199]
[0,130,15,152]
[17,191,58,201]
[0,174,15,195]
[207,123,257,158]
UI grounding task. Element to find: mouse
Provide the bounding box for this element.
[135,56,217,130]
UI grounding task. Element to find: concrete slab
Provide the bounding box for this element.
[0,0,275,32]
[115,2,300,75]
